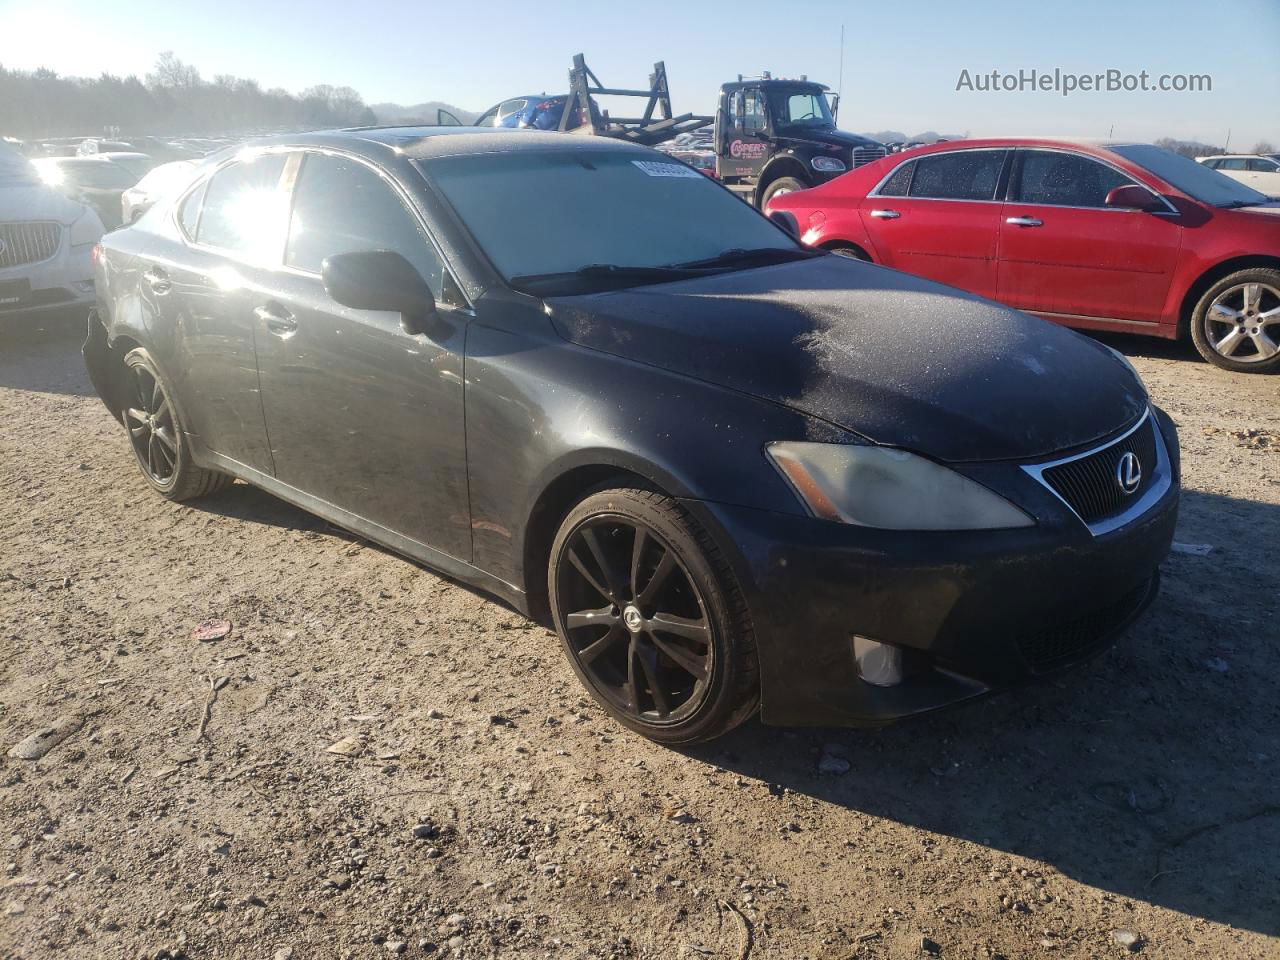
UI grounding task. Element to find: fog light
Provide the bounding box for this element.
[853,636,905,687]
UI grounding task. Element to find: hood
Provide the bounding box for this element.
[547,257,1147,463]
[0,183,89,224]
[776,127,884,152]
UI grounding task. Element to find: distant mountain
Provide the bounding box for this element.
[371,101,479,125]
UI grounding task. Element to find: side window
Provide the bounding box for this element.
[178,179,207,239]
[1203,158,1222,169]
[285,152,446,299]
[1220,158,1247,171]
[877,159,915,196]
[728,92,742,129]
[742,90,767,133]
[1247,158,1278,172]
[908,151,1004,201]
[1013,151,1133,208]
[196,154,288,261]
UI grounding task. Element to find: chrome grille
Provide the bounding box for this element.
[1040,417,1159,525]
[0,221,61,269]
[851,146,888,168]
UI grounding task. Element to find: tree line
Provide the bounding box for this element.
[0,52,376,140]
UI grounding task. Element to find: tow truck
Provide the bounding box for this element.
[445,55,888,208]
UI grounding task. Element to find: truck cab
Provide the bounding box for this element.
[714,77,886,207]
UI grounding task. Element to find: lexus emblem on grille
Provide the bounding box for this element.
[1116,452,1142,495]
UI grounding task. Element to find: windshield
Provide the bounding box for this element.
[424,151,798,294]
[767,87,834,128]
[1109,144,1270,207]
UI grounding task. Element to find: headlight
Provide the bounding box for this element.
[70,206,104,247]
[811,156,847,173]
[767,442,1034,530]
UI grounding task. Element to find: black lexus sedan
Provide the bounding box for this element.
[84,127,1179,744]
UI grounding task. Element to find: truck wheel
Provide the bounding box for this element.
[760,177,808,210]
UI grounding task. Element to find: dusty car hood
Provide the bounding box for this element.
[0,184,87,224]
[546,256,1148,463]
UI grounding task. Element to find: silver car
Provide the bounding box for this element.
[1,145,103,319]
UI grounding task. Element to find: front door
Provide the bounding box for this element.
[997,149,1181,327]
[254,151,471,560]
[858,148,1008,298]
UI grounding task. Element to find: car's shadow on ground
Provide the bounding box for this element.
[0,309,100,398]
[694,488,1280,936]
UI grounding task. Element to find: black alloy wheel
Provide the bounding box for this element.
[549,488,758,743]
[124,359,179,486]
[121,348,229,500]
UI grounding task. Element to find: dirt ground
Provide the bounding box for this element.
[1,311,1277,960]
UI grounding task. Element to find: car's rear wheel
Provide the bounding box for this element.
[1190,269,1280,373]
[759,176,808,210]
[548,488,758,744]
[122,348,230,500]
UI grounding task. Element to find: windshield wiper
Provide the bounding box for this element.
[509,263,704,294]
[668,247,821,270]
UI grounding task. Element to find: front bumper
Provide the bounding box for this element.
[685,417,1180,727]
[0,228,95,318]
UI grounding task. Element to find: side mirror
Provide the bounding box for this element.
[322,250,436,335]
[768,210,801,238]
[1105,185,1164,212]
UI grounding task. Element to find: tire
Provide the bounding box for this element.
[759,176,808,210]
[1189,268,1280,373]
[121,348,231,501]
[548,487,759,744]
[828,244,870,262]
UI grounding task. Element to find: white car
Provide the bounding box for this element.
[1197,154,1280,197]
[1,145,104,319]
[120,159,197,224]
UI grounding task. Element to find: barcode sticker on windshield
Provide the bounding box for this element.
[631,160,704,179]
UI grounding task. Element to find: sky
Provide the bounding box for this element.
[1,0,1277,148]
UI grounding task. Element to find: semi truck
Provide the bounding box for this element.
[450,55,888,208]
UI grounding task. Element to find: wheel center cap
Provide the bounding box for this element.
[622,605,644,633]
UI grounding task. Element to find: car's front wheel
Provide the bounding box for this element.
[121,348,231,500]
[548,488,759,744]
[1190,269,1280,373]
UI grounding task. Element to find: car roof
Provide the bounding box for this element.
[242,126,659,161]
[889,137,1154,159]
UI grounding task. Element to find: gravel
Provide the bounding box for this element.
[1,315,1277,959]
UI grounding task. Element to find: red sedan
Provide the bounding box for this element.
[766,138,1280,372]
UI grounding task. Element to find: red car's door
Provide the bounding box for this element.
[857,148,1008,298]
[997,149,1182,327]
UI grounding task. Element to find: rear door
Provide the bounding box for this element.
[153,152,287,475]
[857,148,1008,298]
[253,150,471,559]
[996,148,1181,327]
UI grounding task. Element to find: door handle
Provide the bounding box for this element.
[869,209,901,219]
[1005,216,1044,227]
[141,267,171,295]
[254,304,298,337]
